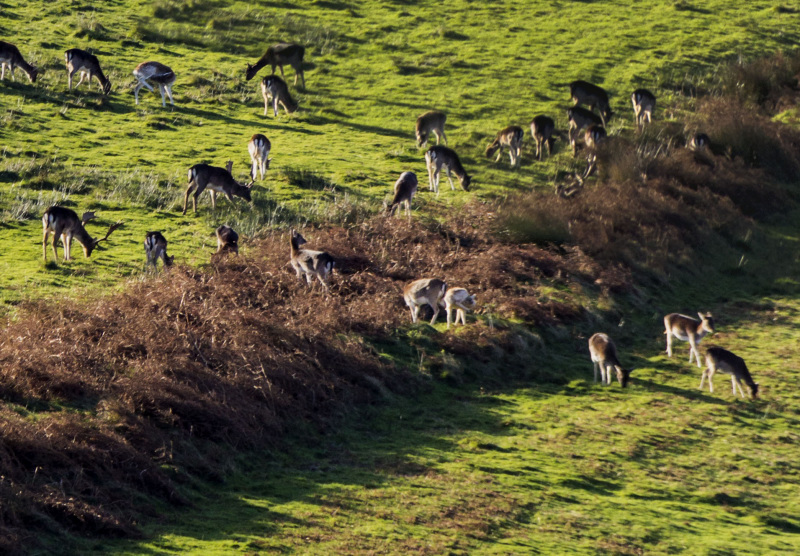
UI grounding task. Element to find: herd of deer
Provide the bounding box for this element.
[4,38,755,400]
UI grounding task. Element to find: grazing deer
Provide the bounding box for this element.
[485,126,524,168]
[65,49,111,95]
[442,287,477,329]
[133,61,175,107]
[425,146,471,196]
[386,171,418,217]
[588,333,632,387]
[182,161,254,215]
[583,123,607,178]
[404,278,447,325]
[664,312,715,367]
[701,347,759,399]
[42,207,123,263]
[631,88,655,130]
[261,75,297,116]
[415,111,447,147]
[567,106,603,156]
[570,80,613,125]
[144,231,174,270]
[248,134,272,181]
[289,229,335,292]
[0,41,39,83]
[530,115,556,161]
[215,225,239,255]
[689,132,711,151]
[245,43,305,87]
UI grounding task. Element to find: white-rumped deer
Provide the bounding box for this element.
[530,115,555,161]
[261,75,297,116]
[182,161,254,215]
[415,111,447,147]
[689,132,711,151]
[133,61,175,107]
[42,207,123,263]
[664,312,715,367]
[589,333,632,387]
[248,134,272,181]
[65,49,111,95]
[0,41,38,83]
[386,171,418,217]
[570,80,613,125]
[700,346,759,399]
[631,88,655,130]
[442,287,477,329]
[289,229,335,292]
[485,126,523,168]
[425,146,471,195]
[567,106,603,156]
[144,231,174,270]
[404,278,447,325]
[215,225,239,255]
[245,43,305,87]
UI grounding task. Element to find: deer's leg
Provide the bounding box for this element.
[593,361,599,383]
[411,303,419,323]
[0,64,5,80]
[689,337,702,367]
[182,182,196,215]
[458,308,466,326]
[446,303,453,329]
[446,167,455,191]
[699,368,707,390]
[291,261,303,280]
[429,302,440,326]
[165,84,175,106]
[158,84,167,107]
[272,95,279,117]
[666,332,673,357]
[316,273,329,292]
[62,232,71,261]
[494,149,502,163]
[75,71,87,88]
[210,190,217,210]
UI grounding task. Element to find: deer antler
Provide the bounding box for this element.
[81,211,98,225]
[94,221,124,245]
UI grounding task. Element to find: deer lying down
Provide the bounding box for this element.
[588,332,632,387]
[42,207,123,264]
[290,229,335,292]
[441,287,477,328]
[404,278,447,325]
[664,312,715,367]
[701,346,759,399]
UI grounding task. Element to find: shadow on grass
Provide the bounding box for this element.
[635,378,728,404]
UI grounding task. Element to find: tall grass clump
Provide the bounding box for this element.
[719,50,800,109]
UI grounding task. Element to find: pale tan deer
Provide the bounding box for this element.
[289,229,335,292]
[415,111,447,147]
[215,225,239,255]
[245,43,305,87]
[261,75,297,116]
[404,278,447,325]
[530,115,555,161]
[588,333,632,387]
[425,146,471,196]
[567,106,603,156]
[248,134,272,181]
[701,346,759,399]
[386,171,418,217]
[65,48,111,95]
[182,161,254,215]
[570,80,613,125]
[133,61,175,107]
[664,312,715,367]
[144,231,174,270]
[0,41,38,83]
[583,124,607,178]
[442,287,477,328]
[631,88,656,130]
[485,126,524,168]
[42,207,123,263]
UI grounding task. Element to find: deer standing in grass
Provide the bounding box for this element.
[182,161,254,215]
[701,346,759,399]
[0,41,38,83]
[248,134,272,181]
[144,231,174,270]
[485,126,523,167]
[583,124,607,178]
[425,146,471,195]
[289,229,335,292]
[570,80,612,125]
[386,171,418,217]
[133,61,175,107]
[664,312,715,367]
[404,278,447,325]
[589,333,632,387]
[245,43,305,88]
[65,49,111,95]
[415,111,447,147]
[631,88,655,130]
[261,75,297,116]
[442,287,476,329]
[215,225,239,255]
[530,115,555,161]
[42,207,123,263]
[567,106,603,156]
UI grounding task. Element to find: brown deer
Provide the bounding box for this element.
[567,106,603,156]
[261,75,297,116]
[442,287,477,329]
[144,231,174,270]
[485,126,524,167]
[689,132,711,151]
[245,43,305,87]
[583,124,607,178]
[248,134,272,181]
[42,207,123,263]
[0,41,39,83]
[215,225,239,255]
[425,146,471,195]
[386,171,418,217]
[589,333,632,387]
[65,49,111,95]
[133,61,175,107]
[664,312,715,367]
[415,111,447,147]
[182,161,254,215]
[570,80,613,125]
[701,347,759,399]
[404,278,447,325]
[631,88,656,130]
[289,229,335,292]
[530,115,555,161]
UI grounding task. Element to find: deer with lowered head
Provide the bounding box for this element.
[589,332,632,387]
[701,346,759,399]
[631,88,656,130]
[182,161,254,215]
[42,207,123,264]
[486,126,524,168]
[386,171,418,217]
[289,229,335,292]
[415,111,447,147]
[0,41,39,83]
[425,146,471,196]
[261,75,297,116]
[215,225,239,255]
[664,312,715,367]
[441,287,477,329]
[65,48,111,95]
[245,43,305,87]
[133,61,175,107]
[404,278,447,325]
[144,231,174,270]
[248,134,272,181]
[582,123,607,179]
[567,106,603,156]
[530,115,556,161]
[570,80,613,125]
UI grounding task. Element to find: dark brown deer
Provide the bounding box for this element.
[589,333,632,387]
[404,278,447,325]
[0,41,39,83]
[425,146,471,195]
[261,75,297,116]
[245,43,305,87]
[144,231,174,269]
[415,111,447,147]
[289,229,335,292]
[485,126,524,167]
[65,49,111,95]
[386,171,418,217]
[530,115,555,161]
[133,61,175,107]
[215,225,239,255]
[248,134,272,181]
[701,347,759,399]
[567,106,603,156]
[631,88,656,130]
[664,312,715,367]
[182,161,254,214]
[570,80,612,125]
[42,207,123,263]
